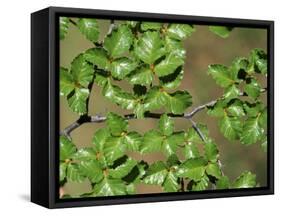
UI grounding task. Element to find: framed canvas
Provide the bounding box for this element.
[31,6,274,208]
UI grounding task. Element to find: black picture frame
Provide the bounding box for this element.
[31,6,274,208]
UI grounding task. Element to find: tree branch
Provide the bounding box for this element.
[60,99,218,137]
[188,116,225,176]
[69,18,77,26]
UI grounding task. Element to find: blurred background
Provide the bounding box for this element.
[60,19,267,196]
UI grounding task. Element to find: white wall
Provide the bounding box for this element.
[0,0,279,215]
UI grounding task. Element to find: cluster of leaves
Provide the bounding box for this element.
[60,113,257,197]
[207,49,267,151]
[59,17,265,198]
[60,18,196,117]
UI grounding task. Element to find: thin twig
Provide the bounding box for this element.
[188,117,225,176]
[180,178,185,192]
[69,18,77,26]
[184,100,217,118]
[60,99,218,137]
[107,19,115,35]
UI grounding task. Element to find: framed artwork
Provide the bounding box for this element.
[31,6,274,208]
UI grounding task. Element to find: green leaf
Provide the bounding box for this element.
[164,36,186,58]
[162,137,177,157]
[94,70,110,87]
[84,48,109,70]
[243,101,264,117]
[162,132,185,156]
[219,114,242,140]
[134,31,166,64]
[141,130,163,154]
[93,178,127,196]
[245,78,261,99]
[123,131,142,152]
[71,54,93,88]
[206,162,221,179]
[72,147,97,161]
[60,17,69,40]
[127,66,153,86]
[240,117,263,145]
[159,114,174,136]
[167,24,195,40]
[207,100,225,117]
[106,112,128,136]
[143,87,166,111]
[66,163,85,183]
[60,163,67,182]
[67,88,89,115]
[60,67,75,96]
[143,161,168,185]
[184,143,200,160]
[103,80,136,110]
[108,157,137,179]
[216,176,230,189]
[227,99,245,117]
[230,57,249,80]
[79,160,103,183]
[223,84,241,102]
[163,171,179,192]
[134,102,146,119]
[92,128,110,152]
[189,174,209,191]
[178,158,207,181]
[126,21,138,28]
[159,68,184,90]
[259,107,267,128]
[154,52,184,77]
[111,57,137,79]
[204,141,219,162]
[163,91,192,114]
[104,25,133,58]
[248,48,267,74]
[126,183,136,194]
[60,136,76,161]
[208,64,235,88]
[141,22,162,31]
[103,137,126,164]
[143,87,192,114]
[166,154,180,167]
[209,26,233,38]
[77,18,99,42]
[232,171,256,188]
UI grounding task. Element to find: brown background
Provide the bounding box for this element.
[60,19,267,196]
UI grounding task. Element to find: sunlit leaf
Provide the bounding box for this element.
[134,31,166,64]
[208,64,235,88]
[106,112,128,136]
[141,22,162,31]
[93,178,127,196]
[77,18,99,42]
[219,114,242,140]
[178,157,207,181]
[60,17,69,40]
[104,25,133,58]
[209,26,233,38]
[60,136,76,161]
[232,171,256,188]
[143,161,168,185]
[84,48,109,70]
[158,114,174,136]
[167,24,195,40]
